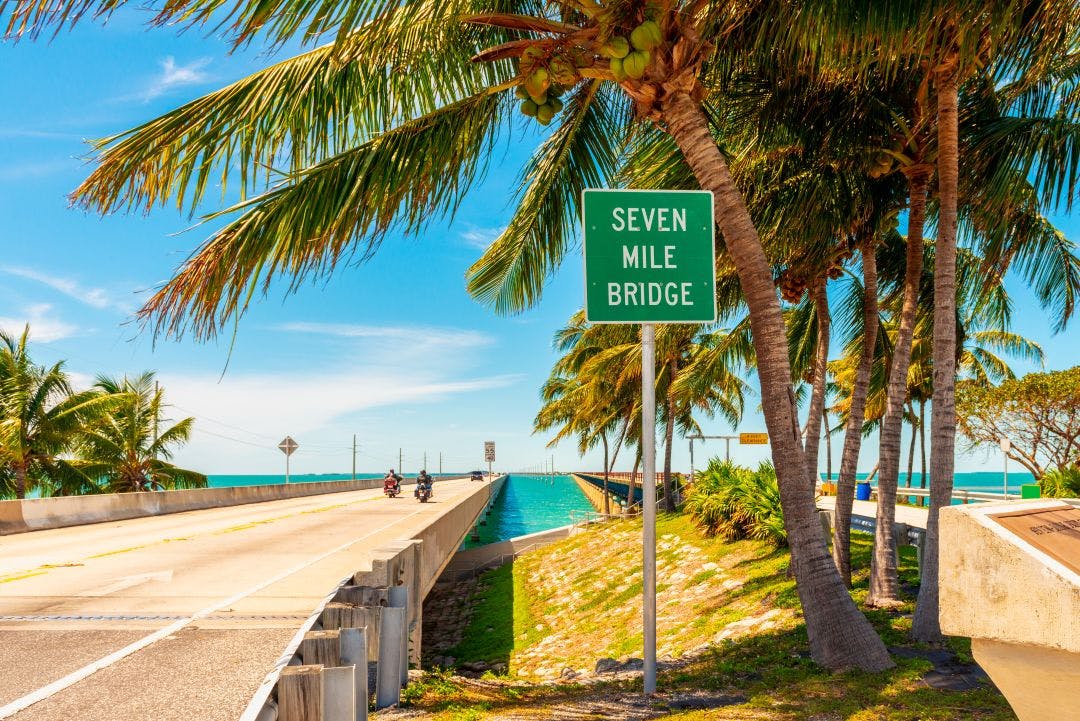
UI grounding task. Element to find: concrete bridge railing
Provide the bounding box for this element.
[243,475,507,721]
[0,477,441,536]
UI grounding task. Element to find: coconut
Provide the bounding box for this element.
[623,50,650,79]
[521,99,539,117]
[609,56,628,81]
[537,104,556,124]
[528,90,548,105]
[515,86,529,100]
[602,36,630,59]
[549,97,564,113]
[631,20,661,51]
[524,68,551,98]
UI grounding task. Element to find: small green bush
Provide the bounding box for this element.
[684,458,786,546]
[1040,466,1080,498]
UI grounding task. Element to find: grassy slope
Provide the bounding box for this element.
[415,513,1015,721]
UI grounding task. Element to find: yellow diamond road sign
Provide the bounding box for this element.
[739,433,769,445]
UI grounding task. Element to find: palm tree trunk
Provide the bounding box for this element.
[914,64,960,644]
[803,282,831,486]
[906,402,917,488]
[833,238,878,586]
[15,463,27,500]
[602,433,611,515]
[662,360,677,512]
[869,166,929,607]
[661,90,892,672]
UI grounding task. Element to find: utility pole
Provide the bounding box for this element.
[352,434,357,481]
[439,452,443,475]
[399,448,403,474]
[423,451,427,472]
[152,380,160,454]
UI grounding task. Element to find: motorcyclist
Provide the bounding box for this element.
[384,469,401,494]
[415,469,433,499]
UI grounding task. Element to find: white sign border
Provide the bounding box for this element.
[581,187,718,325]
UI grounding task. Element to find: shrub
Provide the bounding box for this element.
[1040,466,1080,498]
[685,458,786,546]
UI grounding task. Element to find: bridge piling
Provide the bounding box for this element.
[279,665,323,721]
[375,607,406,709]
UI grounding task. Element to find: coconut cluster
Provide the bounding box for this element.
[513,12,664,126]
[776,239,859,302]
[604,20,662,80]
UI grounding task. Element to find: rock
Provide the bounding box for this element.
[594,657,620,674]
[491,662,508,674]
[460,661,489,672]
[560,667,578,679]
[621,657,644,671]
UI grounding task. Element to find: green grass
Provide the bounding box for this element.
[408,513,1017,721]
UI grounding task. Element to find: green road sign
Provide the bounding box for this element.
[582,189,716,323]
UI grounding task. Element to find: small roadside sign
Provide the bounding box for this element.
[484,441,495,463]
[739,433,769,445]
[278,436,299,456]
[582,189,716,324]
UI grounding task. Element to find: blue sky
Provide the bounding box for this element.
[0,15,1076,476]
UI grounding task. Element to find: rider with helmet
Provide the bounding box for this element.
[415,469,433,499]
[384,468,401,495]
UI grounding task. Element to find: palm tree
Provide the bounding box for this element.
[75,373,207,492]
[11,0,994,671]
[0,326,114,498]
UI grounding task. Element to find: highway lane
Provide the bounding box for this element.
[0,477,486,720]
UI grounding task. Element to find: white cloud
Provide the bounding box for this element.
[0,265,129,312]
[161,367,521,471]
[142,56,211,101]
[459,225,505,250]
[0,304,78,342]
[276,322,494,351]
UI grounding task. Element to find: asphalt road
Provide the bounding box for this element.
[0,477,484,720]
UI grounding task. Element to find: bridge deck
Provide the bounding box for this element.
[0,477,489,721]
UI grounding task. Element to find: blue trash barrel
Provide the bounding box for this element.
[856,481,872,501]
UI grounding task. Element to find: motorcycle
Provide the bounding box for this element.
[383,478,401,498]
[416,483,432,503]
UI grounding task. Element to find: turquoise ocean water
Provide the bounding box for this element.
[459,474,594,549]
[829,470,1038,497]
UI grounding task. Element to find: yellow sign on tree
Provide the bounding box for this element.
[739,433,769,445]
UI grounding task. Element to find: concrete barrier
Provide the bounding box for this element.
[242,476,507,720]
[439,524,578,581]
[0,477,446,536]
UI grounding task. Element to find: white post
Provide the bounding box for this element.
[1000,437,1011,499]
[352,434,357,481]
[641,323,657,695]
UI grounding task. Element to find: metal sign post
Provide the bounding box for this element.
[484,441,495,479]
[641,322,657,694]
[583,188,716,696]
[278,436,299,484]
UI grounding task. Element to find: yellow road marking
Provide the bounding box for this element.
[0,571,47,584]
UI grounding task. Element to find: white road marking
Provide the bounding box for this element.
[0,507,427,719]
[83,570,174,596]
